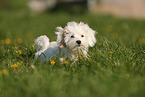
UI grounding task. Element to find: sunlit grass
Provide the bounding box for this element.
[0,1,145,97]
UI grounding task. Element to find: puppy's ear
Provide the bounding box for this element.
[87,28,97,47]
[55,27,66,48]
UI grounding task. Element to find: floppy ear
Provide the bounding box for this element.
[55,27,66,48]
[87,28,97,47]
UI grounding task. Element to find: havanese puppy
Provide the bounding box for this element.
[34,21,96,62]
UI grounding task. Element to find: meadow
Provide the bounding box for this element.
[0,1,145,97]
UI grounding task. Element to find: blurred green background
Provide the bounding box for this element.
[0,0,144,44]
[0,0,145,97]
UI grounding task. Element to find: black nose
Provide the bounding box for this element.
[76,40,81,45]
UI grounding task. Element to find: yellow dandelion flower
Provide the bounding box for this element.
[108,51,113,54]
[16,38,23,44]
[64,60,68,64]
[140,38,145,43]
[77,54,82,59]
[18,50,22,54]
[0,40,4,45]
[2,69,8,75]
[50,60,55,65]
[87,54,92,57]
[11,64,18,69]
[12,46,18,49]
[5,38,11,45]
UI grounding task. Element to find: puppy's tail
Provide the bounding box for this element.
[35,35,50,51]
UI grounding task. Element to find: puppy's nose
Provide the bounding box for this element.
[76,40,81,45]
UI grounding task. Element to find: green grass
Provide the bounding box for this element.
[0,1,145,97]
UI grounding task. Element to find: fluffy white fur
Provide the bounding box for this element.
[34,21,96,62]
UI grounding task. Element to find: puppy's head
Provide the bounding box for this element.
[55,22,97,49]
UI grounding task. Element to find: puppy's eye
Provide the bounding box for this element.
[71,35,75,38]
[81,35,84,37]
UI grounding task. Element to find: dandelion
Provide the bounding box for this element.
[2,69,8,75]
[12,46,18,49]
[10,62,22,69]
[0,40,4,45]
[108,51,113,54]
[5,38,11,45]
[50,60,55,65]
[18,50,22,54]
[77,54,82,59]
[140,38,145,43]
[16,38,23,44]
[64,60,68,64]
[87,54,92,57]
[11,64,18,69]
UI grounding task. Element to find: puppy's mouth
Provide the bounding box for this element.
[77,44,81,47]
[71,45,85,50]
[76,44,84,48]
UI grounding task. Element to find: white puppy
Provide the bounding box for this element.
[34,21,96,62]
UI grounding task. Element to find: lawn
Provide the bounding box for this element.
[0,1,145,97]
